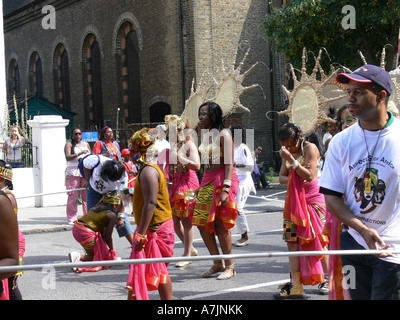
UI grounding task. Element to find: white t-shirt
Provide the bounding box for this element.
[319,116,400,264]
[322,132,332,145]
[83,154,128,193]
[234,143,256,194]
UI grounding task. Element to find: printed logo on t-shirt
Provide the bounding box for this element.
[353,167,385,215]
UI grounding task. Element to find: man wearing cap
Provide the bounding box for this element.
[319,64,400,300]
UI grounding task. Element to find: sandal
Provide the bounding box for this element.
[200,263,225,278]
[216,265,236,280]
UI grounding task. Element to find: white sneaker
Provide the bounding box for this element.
[318,281,329,295]
[68,251,81,263]
[68,251,81,272]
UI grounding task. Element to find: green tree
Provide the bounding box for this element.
[263,0,400,71]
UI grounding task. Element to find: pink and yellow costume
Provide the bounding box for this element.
[283,168,330,285]
[169,169,199,218]
[193,167,239,233]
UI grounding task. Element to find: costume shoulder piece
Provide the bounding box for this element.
[181,47,260,129]
[273,46,400,135]
[272,47,346,136]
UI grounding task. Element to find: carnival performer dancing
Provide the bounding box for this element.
[276,122,330,299]
[193,101,239,280]
[126,128,174,300]
[164,114,200,267]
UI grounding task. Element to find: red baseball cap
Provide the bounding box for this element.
[121,148,130,156]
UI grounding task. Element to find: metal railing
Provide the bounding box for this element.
[2,142,38,168]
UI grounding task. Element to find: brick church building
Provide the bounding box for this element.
[3,0,288,169]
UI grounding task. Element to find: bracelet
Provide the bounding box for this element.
[291,160,300,169]
[135,232,148,244]
[223,179,232,187]
[222,187,230,194]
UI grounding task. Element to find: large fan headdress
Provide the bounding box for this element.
[181,48,260,129]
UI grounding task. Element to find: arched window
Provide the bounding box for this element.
[117,22,142,125]
[8,58,20,96]
[82,34,103,130]
[53,44,71,110]
[29,51,43,97]
[150,102,171,122]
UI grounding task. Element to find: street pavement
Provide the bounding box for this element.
[15,184,332,302]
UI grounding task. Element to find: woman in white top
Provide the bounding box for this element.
[64,128,91,224]
[3,125,25,168]
[230,124,256,247]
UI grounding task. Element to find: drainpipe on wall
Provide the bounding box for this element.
[178,0,186,111]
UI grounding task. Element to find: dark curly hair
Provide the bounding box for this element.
[100,159,125,181]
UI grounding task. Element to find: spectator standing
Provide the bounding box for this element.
[126,128,174,300]
[121,148,137,196]
[64,128,91,224]
[230,124,256,247]
[154,124,171,172]
[251,146,272,189]
[2,125,25,168]
[92,126,121,161]
[276,122,330,299]
[193,101,239,280]
[319,64,400,300]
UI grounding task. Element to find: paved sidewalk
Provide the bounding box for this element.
[18,183,285,234]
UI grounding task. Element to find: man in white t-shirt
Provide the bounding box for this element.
[319,64,400,300]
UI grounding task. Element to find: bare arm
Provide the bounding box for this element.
[221,129,234,206]
[0,195,19,280]
[104,210,118,250]
[176,140,201,171]
[134,165,159,251]
[279,142,319,183]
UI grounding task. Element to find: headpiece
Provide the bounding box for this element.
[165,114,186,131]
[128,128,155,163]
[99,192,121,205]
[0,165,13,182]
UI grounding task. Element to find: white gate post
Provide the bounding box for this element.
[27,115,69,207]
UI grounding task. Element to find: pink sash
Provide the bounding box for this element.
[126,218,175,300]
[284,170,329,285]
